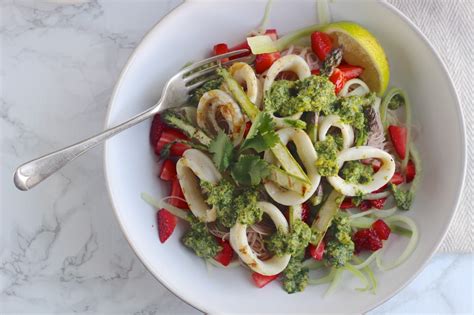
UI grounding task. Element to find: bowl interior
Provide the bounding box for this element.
[104,1,465,313]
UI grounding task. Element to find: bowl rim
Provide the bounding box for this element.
[103,1,467,313]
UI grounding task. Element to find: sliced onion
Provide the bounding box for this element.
[376,215,418,271]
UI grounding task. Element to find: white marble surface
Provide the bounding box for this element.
[0,0,472,314]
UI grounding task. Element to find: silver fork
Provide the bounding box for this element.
[13,49,251,191]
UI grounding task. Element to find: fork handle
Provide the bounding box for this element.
[14,107,158,191]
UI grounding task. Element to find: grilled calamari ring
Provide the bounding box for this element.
[229,201,291,275]
[264,128,320,205]
[318,114,355,149]
[263,55,311,128]
[197,90,245,145]
[229,62,262,108]
[176,149,222,222]
[327,146,396,196]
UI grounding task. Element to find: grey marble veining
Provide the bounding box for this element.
[0,1,472,314]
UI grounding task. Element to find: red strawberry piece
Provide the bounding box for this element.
[159,159,177,181]
[329,68,346,94]
[309,241,325,261]
[372,219,391,240]
[157,209,177,243]
[353,228,383,253]
[388,125,407,159]
[251,272,279,288]
[301,202,311,224]
[406,160,416,183]
[214,238,234,266]
[169,179,189,209]
[369,198,386,210]
[311,31,333,61]
[359,200,371,211]
[340,198,355,209]
[150,114,166,147]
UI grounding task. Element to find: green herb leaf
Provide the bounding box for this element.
[209,131,234,171]
[240,112,279,153]
[231,155,271,186]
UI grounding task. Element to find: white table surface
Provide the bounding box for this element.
[1,1,472,314]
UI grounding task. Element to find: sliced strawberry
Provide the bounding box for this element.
[329,68,346,94]
[371,159,381,172]
[311,31,333,61]
[213,43,229,62]
[169,179,189,209]
[309,241,325,261]
[301,202,310,224]
[251,272,279,288]
[390,172,404,185]
[353,228,382,253]
[264,29,278,41]
[338,63,364,79]
[388,125,407,159]
[150,114,166,147]
[372,219,391,240]
[406,160,416,183]
[311,69,321,76]
[340,198,355,209]
[155,128,190,157]
[359,200,372,211]
[159,159,177,181]
[255,52,281,74]
[229,40,251,59]
[243,121,252,138]
[157,209,177,243]
[369,198,386,210]
[214,238,234,266]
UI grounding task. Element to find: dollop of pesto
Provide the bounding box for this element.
[315,135,340,177]
[201,179,262,228]
[324,214,355,268]
[189,77,223,106]
[264,76,337,117]
[340,161,374,184]
[266,220,312,257]
[182,215,222,259]
[282,250,309,294]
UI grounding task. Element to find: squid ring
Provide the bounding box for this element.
[327,146,396,196]
[264,128,321,205]
[176,149,222,222]
[318,115,355,149]
[229,62,262,108]
[229,201,291,275]
[263,55,311,128]
[197,90,245,145]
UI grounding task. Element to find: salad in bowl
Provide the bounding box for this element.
[143,14,420,296]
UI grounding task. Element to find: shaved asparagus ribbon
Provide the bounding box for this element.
[376,215,418,271]
[317,0,331,25]
[141,192,189,220]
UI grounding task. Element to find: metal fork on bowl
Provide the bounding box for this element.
[13,49,251,191]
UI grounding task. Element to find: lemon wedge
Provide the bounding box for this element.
[322,21,390,95]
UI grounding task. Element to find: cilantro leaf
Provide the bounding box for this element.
[209,131,234,171]
[231,155,271,186]
[240,112,279,153]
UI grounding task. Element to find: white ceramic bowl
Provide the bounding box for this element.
[104,1,466,313]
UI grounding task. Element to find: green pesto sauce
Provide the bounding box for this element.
[189,77,223,106]
[340,161,374,184]
[201,179,262,228]
[182,215,222,259]
[390,183,413,210]
[315,135,340,177]
[266,220,312,257]
[324,215,355,268]
[282,249,309,294]
[264,76,337,117]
